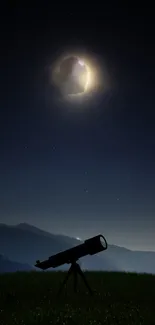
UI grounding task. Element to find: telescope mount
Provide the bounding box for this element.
[58,260,93,296]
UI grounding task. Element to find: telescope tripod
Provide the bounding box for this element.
[58,260,93,296]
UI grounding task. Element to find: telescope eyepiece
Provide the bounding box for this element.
[100,235,108,250]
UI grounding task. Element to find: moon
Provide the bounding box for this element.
[51,51,102,103]
[54,55,91,97]
[58,56,89,96]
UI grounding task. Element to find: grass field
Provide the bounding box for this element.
[0,271,155,324]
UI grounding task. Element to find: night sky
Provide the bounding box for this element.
[0,5,155,251]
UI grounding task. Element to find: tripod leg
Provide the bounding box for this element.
[57,266,72,296]
[73,269,78,293]
[77,267,93,295]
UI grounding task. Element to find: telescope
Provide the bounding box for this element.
[35,234,108,295]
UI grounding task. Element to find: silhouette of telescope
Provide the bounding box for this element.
[35,234,107,295]
[35,234,107,270]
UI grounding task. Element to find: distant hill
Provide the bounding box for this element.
[0,223,119,272]
[102,244,155,274]
[0,254,32,273]
[0,223,155,274]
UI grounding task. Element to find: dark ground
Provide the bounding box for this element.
[0,271,155,324]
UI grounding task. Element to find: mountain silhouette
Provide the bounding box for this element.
[0,223,118,271]
[0,254,32,273]
[0,223,155,273]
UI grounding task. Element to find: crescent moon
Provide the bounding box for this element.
[51,52,102,102]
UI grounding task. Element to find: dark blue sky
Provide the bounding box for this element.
[0,5,155,250]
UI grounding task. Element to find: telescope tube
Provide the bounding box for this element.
[35,234,107,270]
